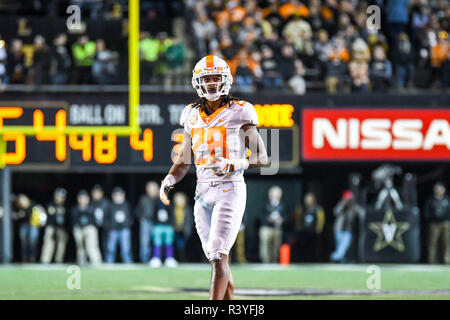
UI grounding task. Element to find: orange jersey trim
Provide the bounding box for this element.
[198,103,229,125]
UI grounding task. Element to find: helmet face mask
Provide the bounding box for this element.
[192,55,233,101]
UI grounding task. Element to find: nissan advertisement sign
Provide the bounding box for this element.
[302,109,450,161]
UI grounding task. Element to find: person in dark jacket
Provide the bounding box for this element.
[12,194,45,263]
[330,190,364,263]
[32,35,51,84]
[172,192,193,263]
[105,187,133,263]
[149,201,177,268]
[71,190,102,265]
[91,184,110,257]
[394,32,415,88]
[293,192,325,262]
[259,185,286,263]
[40,188,69,263]
[369,45,392,92]
[425,182,450,264]
[135,181,159,263]
[50,34,71,84]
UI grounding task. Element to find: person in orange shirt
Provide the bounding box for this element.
[430,31,449,87]
[279,0,310,20]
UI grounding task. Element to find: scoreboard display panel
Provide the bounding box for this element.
[0,94,301,171]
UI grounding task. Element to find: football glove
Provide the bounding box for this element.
[204,156,249,177]
[160,175,176,205]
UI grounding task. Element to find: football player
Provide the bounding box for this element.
[159,55,269,300]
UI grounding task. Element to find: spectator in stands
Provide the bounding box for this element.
[326,52,348,93]
[92,39,118,85]
[287,59,306,95]
[12,194,45,263]
[71,190,102,265]
[394,32,415,89]
[278,0,310,21]
[72,35,96,84]
[0,38,6,84]
[429,30,449,88]
[154,32,174,84]
[385,0,410,53]
[139,32,160,84]
[330,190,363,263]
[314,29,332,78]
[411,1,430,51]
[292,192,325,262]
[163,37,186,88]
[234,50,257,92]
[90,184,110,257]
[259,185,286,264]
[172,192,193,263]
[279,43,297,83]
[7,39,26,84]
[41,188,68,264]
[135,181,159,263]
[105,187,133,263]
[283,17,315,66]
[260,45,283,89]
[32,35,50,84]
[149,201,178,268]
[325,34,350,93]
[307,0,325,32]
[348,38,370,93]
[424,182,450,264]
[191,13,216,58]
[369,45,392,92]
[50,34,71,85]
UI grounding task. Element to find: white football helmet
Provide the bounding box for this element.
[191,55,233,101]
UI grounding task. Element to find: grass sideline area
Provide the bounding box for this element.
[0,263,449,300]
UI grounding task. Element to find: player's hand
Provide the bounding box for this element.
[204,156,249,176]
[160,175,176,205]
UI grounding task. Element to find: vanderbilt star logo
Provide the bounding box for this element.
[369,209,410,252]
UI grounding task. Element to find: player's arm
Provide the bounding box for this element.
[160,130,193,205]
[242,123,269,169]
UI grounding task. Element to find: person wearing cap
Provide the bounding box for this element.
[104,187,133,263]
[41,188,69,264]
[71,190,102,265]
[91,185,110,257]
[330,190,364,263]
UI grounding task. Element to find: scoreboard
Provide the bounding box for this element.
[0,95,301,172]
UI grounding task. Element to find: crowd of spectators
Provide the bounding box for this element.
[9,176,450,265]
[0,32,186,86]
[187,0,450,93]
[0,0,449,92]
[13,182,193,266]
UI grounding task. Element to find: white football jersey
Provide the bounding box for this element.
[180,100,259,183]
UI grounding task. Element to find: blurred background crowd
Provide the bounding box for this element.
[10,168,449,266]
[0,0,448,93]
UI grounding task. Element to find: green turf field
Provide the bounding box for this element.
[0,263,449,300]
